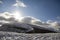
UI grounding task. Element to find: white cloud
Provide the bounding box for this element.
[13,0,27,7]
[0,12,20,24]
[20,16,50,28]
[0,12,12,19]
[0,13,43,25]
[0,12,60,30]
[50,21,60,28]
[20,17,60,30]
[0,1,3,4]
[20,16,43,25]
[47,20,54,24]
[47,20,60,29]
[0,20,10,24]
[20,16,33,24]
[32,19,42,25]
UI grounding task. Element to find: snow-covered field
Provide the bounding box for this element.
[0,31,60,40]
[0,23,60,40]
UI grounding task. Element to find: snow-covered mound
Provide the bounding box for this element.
[0,23,60,33]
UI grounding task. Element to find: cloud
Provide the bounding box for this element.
[13,0,27,7]
[0,12,60,30]
[0,1,3,4]
[50,21,60,27]
[20,16,51,28]
[19,17,60,30]
[32,19,42,25]
[20,16,43,25]
[0,12,12,19]
[46,20,60,29]
[0,20,10,24]
[47,20,54,24]
[0,13,43,25]
[20,16,33,24]
[0,12,19,24]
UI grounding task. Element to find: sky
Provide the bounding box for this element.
[0,0,60,29]
[0,0,60,21]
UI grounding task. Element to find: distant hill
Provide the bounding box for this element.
[0,23,60,33]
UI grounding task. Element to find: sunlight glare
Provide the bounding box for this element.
[12,11,22,20]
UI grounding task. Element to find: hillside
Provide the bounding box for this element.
[0,23,60,33]
[0,23,60,40]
